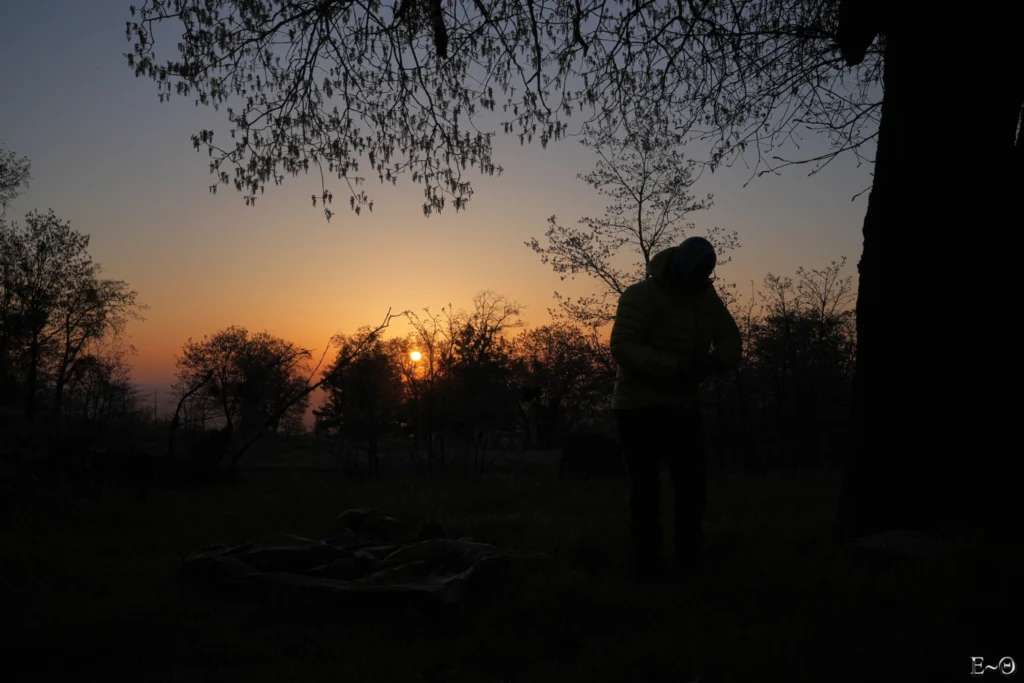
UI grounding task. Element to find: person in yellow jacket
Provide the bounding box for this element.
[610,236,742,582]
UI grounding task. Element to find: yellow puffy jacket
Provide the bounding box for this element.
[610,246,742,410]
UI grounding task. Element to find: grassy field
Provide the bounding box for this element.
[3,454,1020,682]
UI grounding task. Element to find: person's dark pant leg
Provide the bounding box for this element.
[616,407,672,578]
[664,407,707,572]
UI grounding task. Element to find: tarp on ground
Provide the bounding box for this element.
[178,508,550,611]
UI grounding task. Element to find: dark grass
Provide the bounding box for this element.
[3,459,1020,682]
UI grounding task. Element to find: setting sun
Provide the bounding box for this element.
[410,351,422,362]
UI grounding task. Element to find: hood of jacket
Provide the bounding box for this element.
[647,240,716,292]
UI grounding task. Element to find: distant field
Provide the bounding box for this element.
[2,456,1020,682]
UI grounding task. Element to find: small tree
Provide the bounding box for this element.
[319,330,406,476]
[399,292,523,475]
[528,120,738,328]
[235,331,313,438]
[174,326,248,429]
[0,143,30,214]
[173,326,312,438]
[445,292,523,477]
[63,340,142,429]
[279,407,307,438]
[170,310,398,470]
[510,323,614,448]
[49,271,145,417]
[712,258,856,467]
[0,210,144,421]
[402,304,462,471]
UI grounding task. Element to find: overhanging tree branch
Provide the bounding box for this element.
[125,0,881,220]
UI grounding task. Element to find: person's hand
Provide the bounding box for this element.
[675,355,729,387]
[675,357,710,387]
[706,355,730,375]
[692,356,712,382]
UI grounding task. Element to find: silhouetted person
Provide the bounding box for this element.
[610,236,742,582]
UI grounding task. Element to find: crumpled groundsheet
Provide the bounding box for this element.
[178,508,550,611]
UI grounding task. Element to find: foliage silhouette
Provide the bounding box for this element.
[0,210,145,422]
[124,0,881,219]
[528,119,739,328]
[0,142,31,213]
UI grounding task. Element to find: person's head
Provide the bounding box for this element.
[669,236,717,293]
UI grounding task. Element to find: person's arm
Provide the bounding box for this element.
[610,285,681,378]
[707,292,743,374]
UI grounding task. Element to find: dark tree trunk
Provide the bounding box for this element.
[53,351,73,418]
[24,335,40,421]
[837,9,1023,539]
[53,376,66,417]
[0,339,14,407]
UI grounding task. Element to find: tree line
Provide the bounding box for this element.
[2,134,856,477]
[171,275,855,477]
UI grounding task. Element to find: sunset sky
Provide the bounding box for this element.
[0,1,873,413]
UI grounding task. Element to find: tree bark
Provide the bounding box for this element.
[23,333,41,421]
[53,342,75,418]
[837,10,1023,538]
